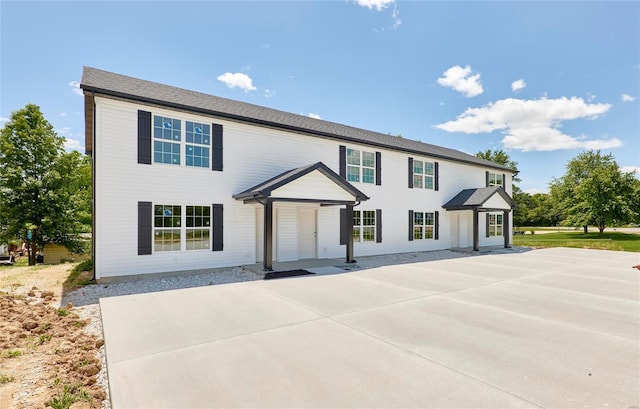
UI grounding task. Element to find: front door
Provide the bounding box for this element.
[297,208,317,259]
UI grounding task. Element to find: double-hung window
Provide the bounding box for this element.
[347,148,376,184]
[185,122,210,168]
[488,213,503,236]
[154,204,181,251]
[353,210,376,242]
[186,205,211,250]
[413,211,435,240]
[153,116,181,165]
[488,172,504,187]
[413,160,434,189]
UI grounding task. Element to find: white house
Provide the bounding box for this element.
[80,67,516,281]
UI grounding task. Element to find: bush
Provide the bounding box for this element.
[529,230,535,235]
[71,259,92,274]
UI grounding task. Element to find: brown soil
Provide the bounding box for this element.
[0,262,105,409]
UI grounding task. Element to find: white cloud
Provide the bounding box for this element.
[586,92,596,102]
[264,89,276,98]
[68,81,83,96]
[621,166,640,176]
[60,112,68,117]
[217,72,257,92]
[392,4,401,28]
[511,79,526,92]
[524,188,549,195]
[0,116,9,124]
[437,65,483,97]
[435,96,622,152]
[622,94,636,102]
[307,113,321,119]
[63,137,84,152]
[57,127,84,151]
[354,0,395,11]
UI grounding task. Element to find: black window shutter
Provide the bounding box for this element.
[138,201,152,255]
[339,208,347,245]
[486,171,490,187]
[212,204,223,251]
[375,152,382,186]
[408,157,414,188]
[434,211,440,240]
[408,210,414,241]
[376,209,382,243]
[486,213,490,238]
[434,162,439,191]
[138,110,152,165]
[212,124,223,171]
[502,173,506,188]
[339,145,346,179]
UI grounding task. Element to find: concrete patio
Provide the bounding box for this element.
[100,247,640,408]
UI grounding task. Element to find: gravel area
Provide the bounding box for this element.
[61,248,526,409]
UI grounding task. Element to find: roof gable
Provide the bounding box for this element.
[233,162,369,203]
[442,186,516,210]
[80,66,515,172]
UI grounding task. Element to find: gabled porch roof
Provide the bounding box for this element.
[442,186,516,211]
[233,162,369,204]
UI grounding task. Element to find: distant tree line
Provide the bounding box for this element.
[476,149,640,236]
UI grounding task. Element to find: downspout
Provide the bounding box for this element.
[90,92,97,281]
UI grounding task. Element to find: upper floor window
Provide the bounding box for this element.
[347,148,376,184]
[488,213,503,236]
[488,172,504,187]
[413,160,434,190]
[154,116,181,165]
[353,210,376,242]
[413,211,435,240]
[185,121,210,168]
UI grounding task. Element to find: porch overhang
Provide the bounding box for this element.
[442,186,516,251]
[233,162,369,271]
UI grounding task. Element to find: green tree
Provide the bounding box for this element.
[475,149,521,186]
[0,104,90,265]
[549,150,637,236]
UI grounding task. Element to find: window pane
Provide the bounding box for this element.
[414,212,423,226]
[347,166,360,182]
[414,226,423,240]
[425,226,434,239]
[186,228,210,250]
[425,212,434,226]
[362,151,375,168]
[413,175,423,188]
[154,229,181,252]
[353,227,361,242]
[352,210,361,227]
[496,174,503,186]
[362,168,374,184]
[425,176,433,190]
[496,225,503,236]
[362,211,376,226]
[425,162,434,176]
[413,160,423,175]
[497,214,503,224]
[347,148,360,165]
[362,227,375,242]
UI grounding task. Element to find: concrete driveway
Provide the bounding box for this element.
[100,248,640,408]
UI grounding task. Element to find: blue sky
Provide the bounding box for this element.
[1,1,638,194]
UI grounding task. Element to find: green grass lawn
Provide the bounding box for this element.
[513,231,640,252]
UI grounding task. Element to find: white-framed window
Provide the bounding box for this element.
[488,172,504,187]
[347,148,375,184]
[153,116,181,165]
[186,205,211,250]
[488,213,503,236]
[153,204,212,251]
[413,211,435,240]
[353,210,376,242]
[185,122,210,168]
[154,204,181,251]
[413,160,434,189]
[153,115,211,168]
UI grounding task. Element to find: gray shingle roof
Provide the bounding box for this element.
[442,186,516,210]
[233,162,369,202]
[80,66,514,172]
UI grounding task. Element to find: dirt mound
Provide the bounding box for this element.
[0,287,105,408]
